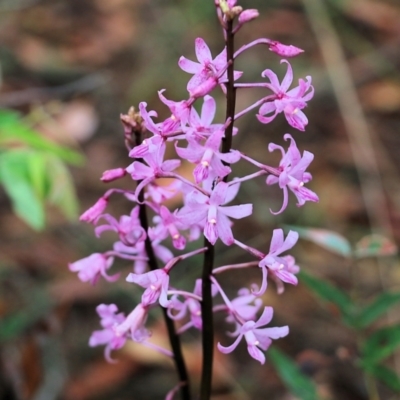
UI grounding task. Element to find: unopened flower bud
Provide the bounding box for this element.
[218,0,242,20]
[230,5,243,16]
[268,41,304,57]
[101,168,127,183]
[238,9,259,24]
[80,197,108,223]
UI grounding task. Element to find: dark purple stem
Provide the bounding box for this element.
[200,16,236,400]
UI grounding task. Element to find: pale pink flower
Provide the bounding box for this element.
[127,268,170,308]
[126,142,181,199]
[218,306,289,364]
[178,182,252,245]
[114,303,150,342]
[267,134,318,214]
[69,253,119,285]
[176,129,240,183]
[89,304,126,362]
[225,288,263,335]
[95,206,146,247]
[178,38,242,97]
[149,205,187,250]
[256,229,299,295]
[257,60,314,131]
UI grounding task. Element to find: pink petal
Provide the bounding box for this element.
[205,130,224,151]
[204,221,218,245]
[154,243,174,263]
[247,344,266,364]
[200,95,216,126]
[126,161,153,180]
[270,186,289,215]
[126,272,152,287]
[217,333,243,354]
[210,181,228,205]
[139,102,159,136]
[256,326,289,342]
[291,186,319,206]
[275,270,298,285]
[219,204,252,219]
[213,47,227,70]
[266,175,279,186]
[218,150,241,164]
[178,56,202,74]
[184,190,209,208]
[259,101,277,116]
[257,112,278,125]
[261,68,280,91]
[270,229,284,253]
[210,157,231,179]
[162,159,181,172]
[254,306,274,328]
[285,108,308,131]
[195,38,212,64]
[280,60,293,92]
[252,265,268,296]
[216,213,234,246]
[175,142,203,163]
[278,230,299,254]
[233,70,243,81]
[193,163,210,183]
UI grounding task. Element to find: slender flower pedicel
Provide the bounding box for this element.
[70,1,317,399]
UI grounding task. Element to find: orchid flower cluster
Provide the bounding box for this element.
[69,1,317,398]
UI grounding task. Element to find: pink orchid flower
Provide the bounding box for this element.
[176,129,240,183]
[178,38,242,97]
[218,306,289,364]
[127,268,170,308]
[257,60,314,131]
[256,229,299,295]
[89,304,127,362]
[178,181,252,245]
[149,205,187,250]
[267,134,319,214]
[69,253,119,285]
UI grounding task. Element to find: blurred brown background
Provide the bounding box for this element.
[1,0,400,399]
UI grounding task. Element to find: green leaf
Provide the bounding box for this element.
[268,347,318,400]
[0,150,45,229]
[357,292,400,328]
[361,324,400,365]
[299,271,356,325]
[45,154,78,220]
[285,225,352,257]
[354,234,397,258]
[26,150,48,201]
[0,109,84,165]
[365,364,400,392]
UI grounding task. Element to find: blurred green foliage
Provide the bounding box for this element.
[0,109,83,230]
[293,226,400,394]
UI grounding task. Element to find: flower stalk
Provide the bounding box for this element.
[69,1,317,399]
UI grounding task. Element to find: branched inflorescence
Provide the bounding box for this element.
[70,1,317,399]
